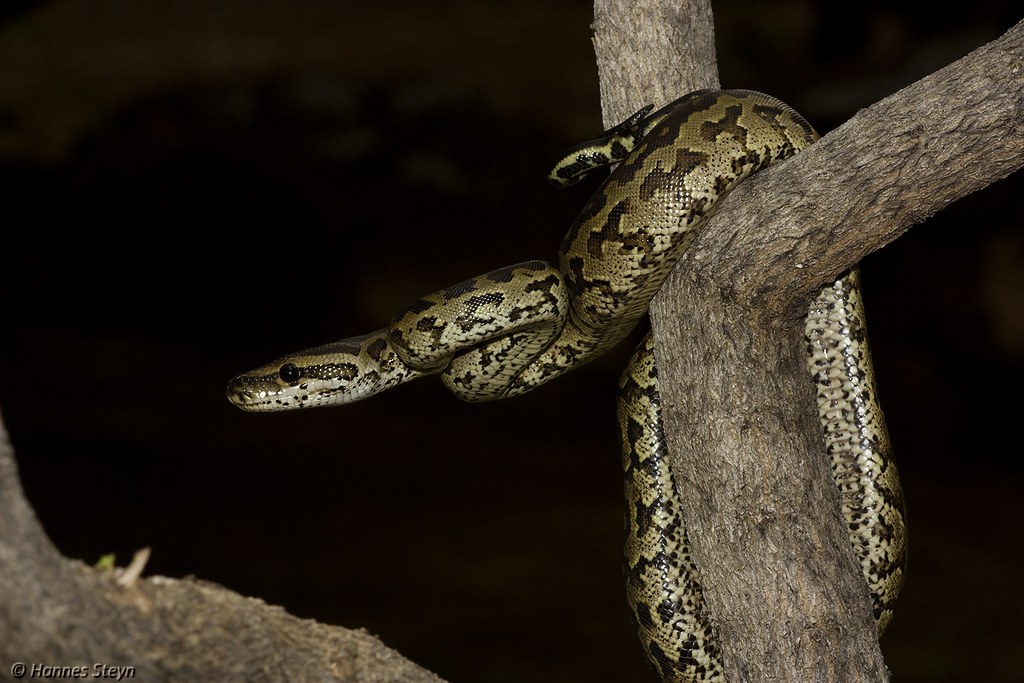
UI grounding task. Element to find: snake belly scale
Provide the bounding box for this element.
[228,90,906,682]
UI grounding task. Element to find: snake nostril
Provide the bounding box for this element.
[226,378,246,399]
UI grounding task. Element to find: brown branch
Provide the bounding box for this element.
[633,11,1023,683]
[682,17,1024,318]
[0,412,447,682]
[593,0,720,127]
[597,2,1023,682]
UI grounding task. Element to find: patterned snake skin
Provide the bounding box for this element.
[227,90,906,682]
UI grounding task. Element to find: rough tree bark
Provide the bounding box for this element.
[597,1,1024,682]
[1,3,1022,683]
[0,413,446,682]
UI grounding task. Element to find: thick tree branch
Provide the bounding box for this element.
[597,2,1023,682]
[680,17,1024,318]
[644,12,1023,683]
[0,412,447,682]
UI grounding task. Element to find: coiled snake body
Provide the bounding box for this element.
[228,90,907,682]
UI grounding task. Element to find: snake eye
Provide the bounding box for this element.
[278,363,301,384]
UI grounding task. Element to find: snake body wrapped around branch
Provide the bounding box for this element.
[227,90,906,682]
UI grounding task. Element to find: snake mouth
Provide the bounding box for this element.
[226,388,256,408]
[226,375,277,409]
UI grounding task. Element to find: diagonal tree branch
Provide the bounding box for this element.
[685,17,1024,317]
[0,411,448,682]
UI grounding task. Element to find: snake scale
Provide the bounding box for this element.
[228,89,907,682]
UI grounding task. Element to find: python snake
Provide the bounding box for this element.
[227,89,907,682]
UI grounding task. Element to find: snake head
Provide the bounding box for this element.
[226,332,422,412]
[226,357,354,411]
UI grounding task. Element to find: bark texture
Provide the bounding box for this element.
[1,2,1022,681]
[0,414,447,682]
[593,0,719,127]
[595,5,1024,682]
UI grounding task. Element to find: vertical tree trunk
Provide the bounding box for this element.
[592,1,891,680]
[593,0,720,126]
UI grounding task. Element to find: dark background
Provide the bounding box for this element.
[1,1,1022,681]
